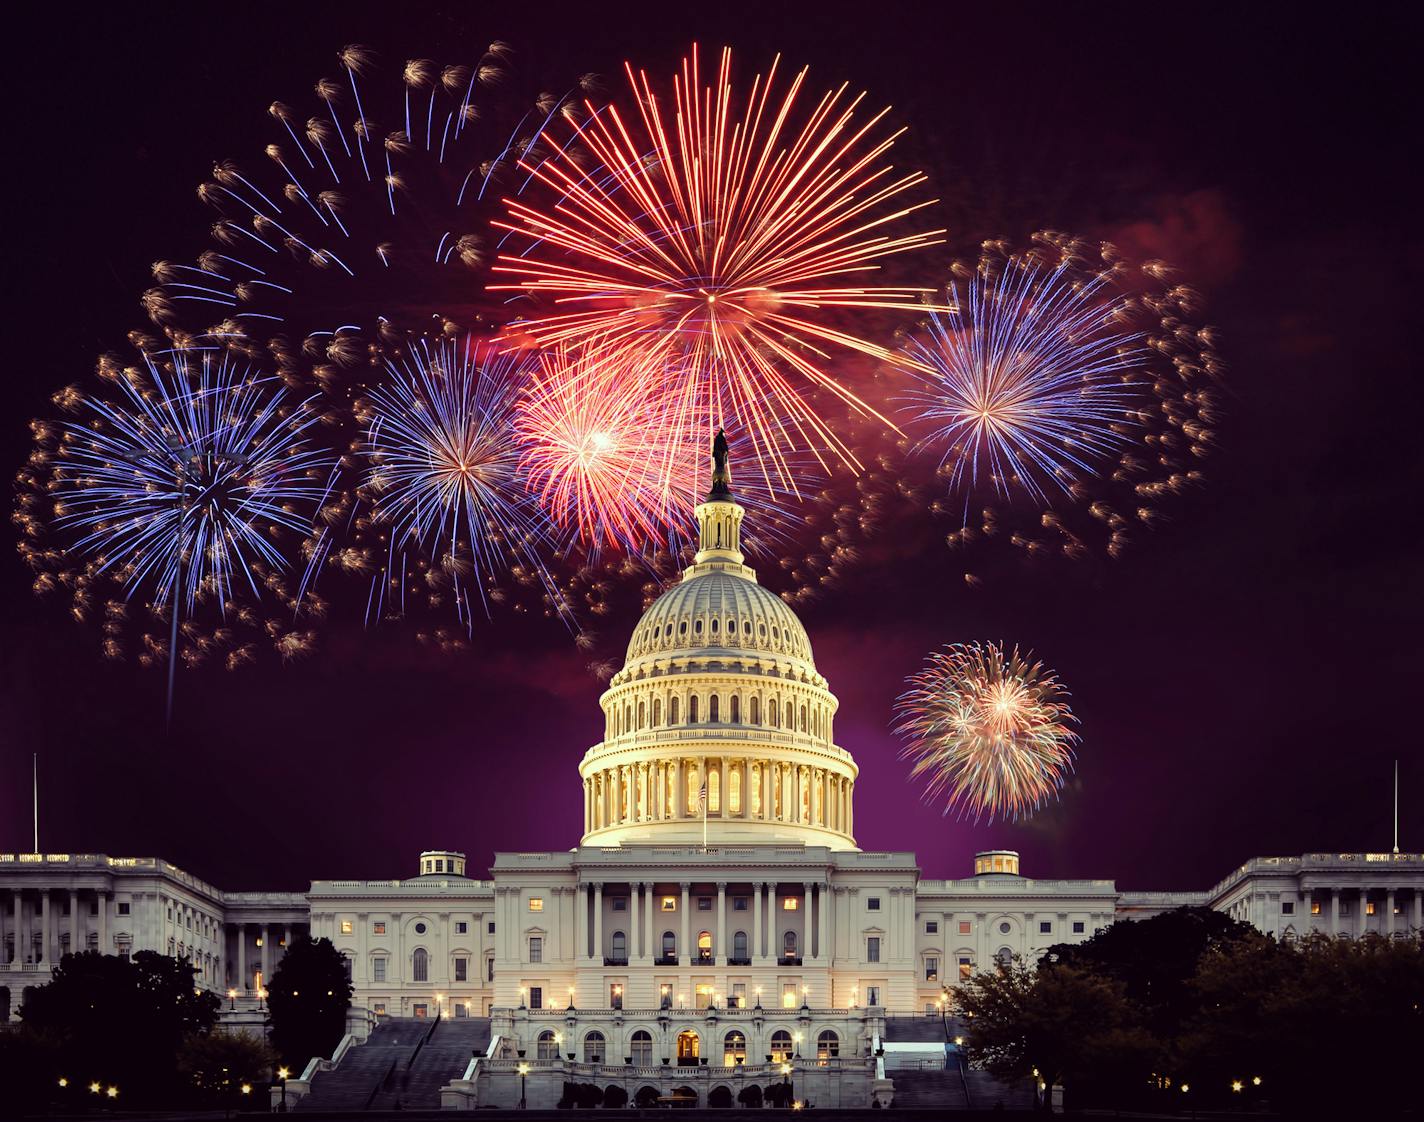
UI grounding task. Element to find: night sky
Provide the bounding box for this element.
[3,3,1420,892]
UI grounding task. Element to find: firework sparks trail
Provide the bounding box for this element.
[899,244,1149,507]
[39,346,336,718]
[492,43,944,489]
[894,640,1078,823]
[360,335,571,632]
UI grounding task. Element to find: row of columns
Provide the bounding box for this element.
[584,758,853,836]
[574,881,832,964]
[0,888,109,966]
[228,922,292,990]
[1315,887,1422,937]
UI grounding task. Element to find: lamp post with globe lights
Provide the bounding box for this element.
[517,1061,530,1109]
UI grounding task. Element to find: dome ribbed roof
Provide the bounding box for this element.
[625,569,815,668]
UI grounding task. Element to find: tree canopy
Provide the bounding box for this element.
[265,935,354,1069]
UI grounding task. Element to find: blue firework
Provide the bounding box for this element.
[360,336,569,631]
[901,240,1149,506]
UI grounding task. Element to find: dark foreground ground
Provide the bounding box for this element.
[18,1110,1299,1121]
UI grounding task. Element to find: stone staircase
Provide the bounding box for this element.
[367,1016,492,1110]
[294,1017,424,1112]
[891,1068,970,1109]
[965,1068,1037,1110]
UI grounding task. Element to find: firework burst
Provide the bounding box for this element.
[16,344,336,717]
[493,44,943,485]
[901,232,1223,564]
[894,640,1078,823]
[357,336,569,631]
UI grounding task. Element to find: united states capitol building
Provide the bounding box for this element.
[4,443,1421,1109]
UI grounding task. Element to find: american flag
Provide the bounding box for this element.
[697,782,708,816]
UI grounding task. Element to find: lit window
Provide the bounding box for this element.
[868,897,881,911]
[958,956,973,980]
[373,1003,387,1016]
[958,921,970,935]
[529,897,544,913]
[1366,901,1376,916]
[1311,900,1322,915]
[661,896,677,912]
[340,921,353,935]
[925,956,938,981]
[783,897,798,911]
[373,921,386,935]
[695,983,714,1009]
[610,983,623,1010]
[781,986,798,1009]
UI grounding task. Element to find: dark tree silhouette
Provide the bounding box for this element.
[18,950,219,1106]
[264,936,353,1069]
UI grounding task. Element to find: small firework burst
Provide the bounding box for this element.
[894,640,1078,823]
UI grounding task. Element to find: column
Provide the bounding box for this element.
[1386,890,1396,937]
[69,890,79,956]
[716,882,727,963]
[718,758,729,817]
[39,891,50,965]
[574,885,587,962]
[818,883,829,966]
[644,882,656,964]
[237,925,247,989]
[802,882,814,961]
[1414,889,1423,933]
[629,882,640,961]
[673,759,685,819]
[593,884,604,962]
[260,924,271,982]
[752,881,763,962]
[679,883,690,963]
[1329,890,1339,934]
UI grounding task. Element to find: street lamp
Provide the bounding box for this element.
[801,984,809,1009]
[88,1082,101,1095]
[792,1031,803,1059]
[517,1061,530,1109]
[567,985,576,1010]
[754,986,763,1010]
[227,988,237,1011]
[518,987,527,1008]
[781,1061,793,1106]
[106,1086,119,1100]
[277,1067,290,1112]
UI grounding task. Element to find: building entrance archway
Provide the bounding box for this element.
[676,1029,700,1064]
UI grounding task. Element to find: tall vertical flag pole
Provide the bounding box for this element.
[32,752,39,853]
[1394,759,1400,855]
[700,780,709,853]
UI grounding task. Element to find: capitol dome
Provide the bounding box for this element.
[579,434,857,849]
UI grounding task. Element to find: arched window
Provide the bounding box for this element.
[637,701,645,729]
[710,617,719,634]
[670,696,680,724]
[783,930,798,959]
[729,767,742,814]
[710,694,720,722]
[751,764,762,816]
[731,695,740,723]
[653,698,662,726]
[708,768,721,813]
[677,1030,699,1062]
[662,931,677,960]
[770,698,780,728]
[733,931,748,961]
[687,763,701,815]
[630,1029,653,1066]
[697,931,713,963]
[694,619,703,635]
[611,931,626,961]
[750,697,760,724]
[689,695,699,723]
[817,1030,840,1059]
[537,1030,558,1059]
[800,704,808,732]
[412,947,428,981]
[770,1030,794,1062]
[584,1030,605,1063]
[723,1030,747,1066]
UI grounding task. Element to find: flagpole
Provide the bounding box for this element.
[33,752,39,853]
[1394,759,1400,855]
